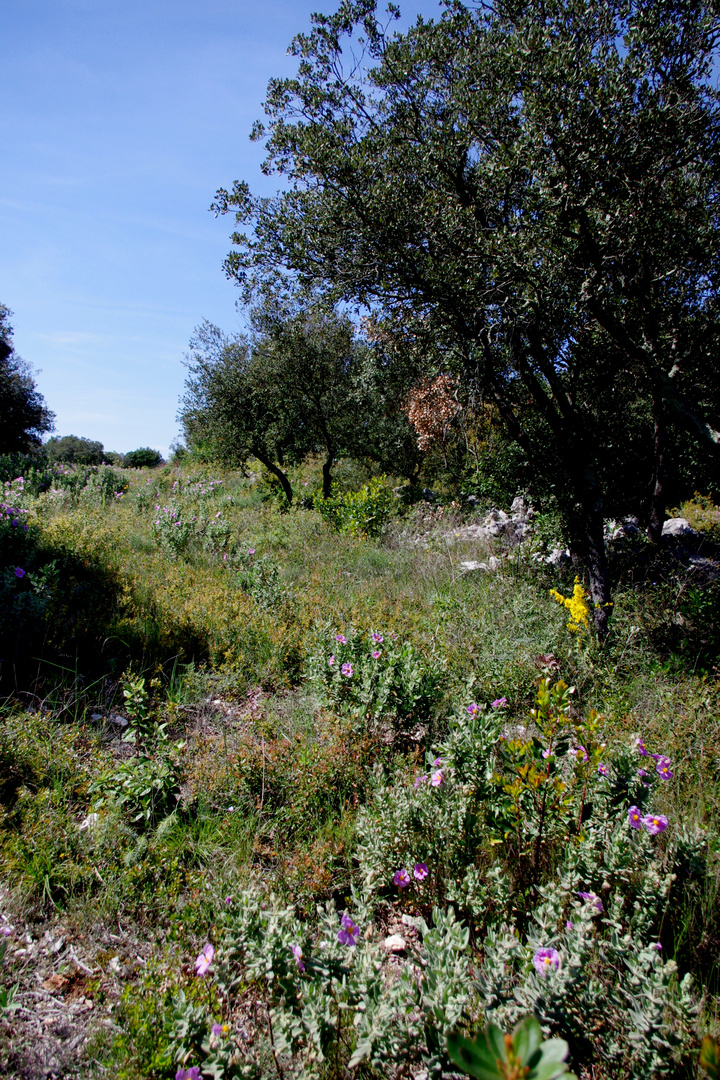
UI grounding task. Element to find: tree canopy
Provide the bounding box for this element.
[214,0,720,632]
[0,305,54,455]
[180,301,418,501]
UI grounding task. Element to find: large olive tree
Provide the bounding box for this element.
[213,0,720,634]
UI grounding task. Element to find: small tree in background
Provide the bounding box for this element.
[45,434,105,466]
[179,301,419,502]
[124,447,162,468]
[0,305,54,454]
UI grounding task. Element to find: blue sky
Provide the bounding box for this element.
[1,0,442,456]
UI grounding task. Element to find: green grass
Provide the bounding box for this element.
[2,464,720,1077]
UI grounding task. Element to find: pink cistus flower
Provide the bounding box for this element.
[290,944,305,972]
[176,1068,201,1080]
[466,703,480,716]
[577,891,603,913]
[637,769,647,778]
[628,805,643,829]
[413,862,429,881]
[573,745,589,763]
[413,774,427,789]
[532,947,560,976]
[14,567,25,578]
[566,921,573,931]
[597,762,609,777]
[394,868,411,888]
[635,737,649,756]
[372,650,381,659]
[195,943,214,976]
[642,813,669,835]
[337,913,360,946]
[335,633,347,644]
[248,548,255,554]
[372,632,384,643]
[491,697,508,708]
[430,769,443,787]
[655,756,673,780]
[341,662,354,677]
[328,655,335,667]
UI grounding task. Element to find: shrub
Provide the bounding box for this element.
[125,447,163,468]
[314,475,397,537]
[45,434,105,465]
[307,625,446,736]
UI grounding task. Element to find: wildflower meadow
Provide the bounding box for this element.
[0,458,719,1080]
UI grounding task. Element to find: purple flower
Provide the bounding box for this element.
[566,921,573,931]
[248,548,255,554]
[655,756,673,780]
[394,868,411,888]
[655,942,663,951]
[413,774,427,789]
[430,769,443,787]
[577,891,603,913]
[433,757,443,767]
[372,632,384,643]
[211,1022,225,1037]
[290,944,305,972]
[224,896,233,905]
[466,703,480,716]
[372,650,381,659]
[328,655,335,667]
[637,769,647,778]
[642,813,669,835]
[195,943,214,976]
[14,567,25,578]
[335,633,347,644]
[341,662,353,677]
[636,737,649,756]
[532,947,560,976]
[573,745,589,763]
[176,1067,201,1080]
[491,697,508,708]
[337,913,360,946]
[597,762,609,776]
[413,862,429,881]
[628,805,643,829]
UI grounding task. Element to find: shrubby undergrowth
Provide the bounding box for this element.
[1,463,719,1079]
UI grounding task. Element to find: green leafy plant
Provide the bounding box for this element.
[314,476,396,537]
[448,1015,576,1080]
[701,1036,720,1079]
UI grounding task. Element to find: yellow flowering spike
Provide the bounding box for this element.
[550,576,590,633]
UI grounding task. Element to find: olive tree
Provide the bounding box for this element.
[213,0,720,634]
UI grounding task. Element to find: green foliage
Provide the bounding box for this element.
[448,1015,575,1080]
[314,476,397,537]
[701,1035,720,1079]
[45,434,105,465]
[0,304,54,453]
[125,447,162,468]
[89,748,182,828]
[308,625,445,736]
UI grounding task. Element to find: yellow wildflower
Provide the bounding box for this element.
[550,576,590,633]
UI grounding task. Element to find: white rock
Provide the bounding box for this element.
[460,560,488,572]
[383,934,407,953]
[662,517,696,537]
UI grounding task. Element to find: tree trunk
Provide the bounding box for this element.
[647,391,666,544]
[577,476,612,639]
[322,450,334,499]
[252,446,293,506]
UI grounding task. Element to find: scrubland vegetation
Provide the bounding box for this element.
[1,458,720,1079]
